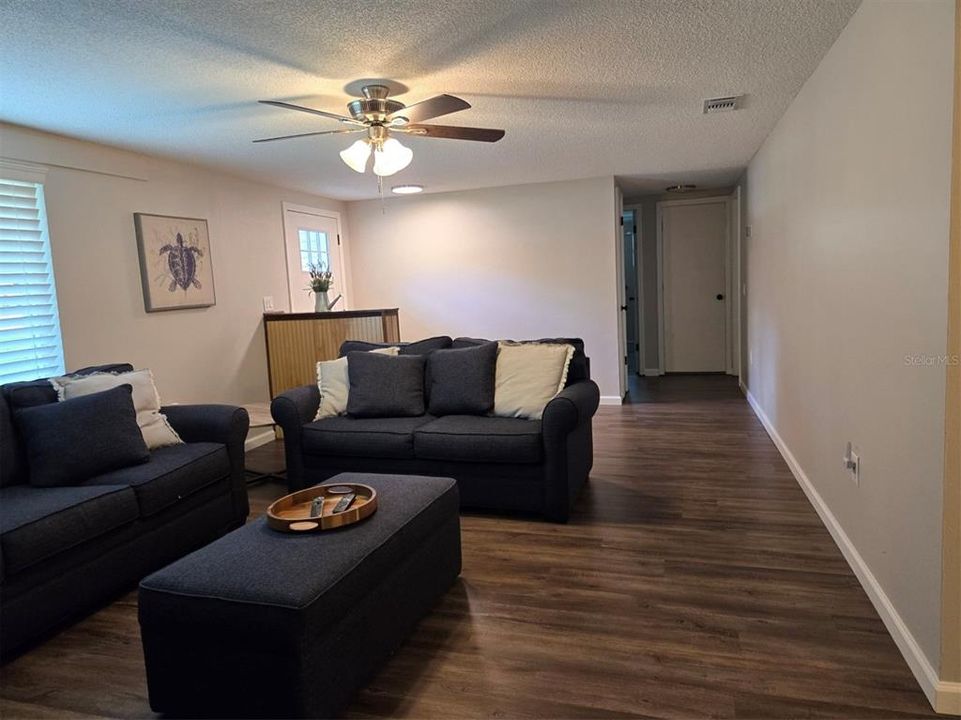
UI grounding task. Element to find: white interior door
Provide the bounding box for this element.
[662,201,728,372]
[283,208,346,313]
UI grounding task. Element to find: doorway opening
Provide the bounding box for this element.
[622,208,641,376]
[656,195,739,375]
[282,203,348,313]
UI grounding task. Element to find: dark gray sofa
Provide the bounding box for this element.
[0,363,250,659]
[271,337,600,523]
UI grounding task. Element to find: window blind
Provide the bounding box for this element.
[0,178,65,384]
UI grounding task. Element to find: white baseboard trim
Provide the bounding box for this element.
[643,368,662,376]
[599,395,623,406]
[244,428,275,452]
[744,389,952,714]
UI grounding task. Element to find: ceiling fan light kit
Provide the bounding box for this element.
[256,83,505,180]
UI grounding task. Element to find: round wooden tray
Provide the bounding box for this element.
[266,483,377,533]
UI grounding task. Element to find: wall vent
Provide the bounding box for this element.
[702,95,743,114]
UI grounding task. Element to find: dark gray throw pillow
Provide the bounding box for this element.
[14,384,150,487]
[346,352,426,418]
[428,342,498,416]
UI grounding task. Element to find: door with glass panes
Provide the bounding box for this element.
[283,208,346,313]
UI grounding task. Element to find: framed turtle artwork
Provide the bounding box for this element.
[134,213,216,312]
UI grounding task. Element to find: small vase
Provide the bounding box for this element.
[314,291,330,312]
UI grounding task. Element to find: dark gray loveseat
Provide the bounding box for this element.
[271,337,600,522]
[0,363,250,658]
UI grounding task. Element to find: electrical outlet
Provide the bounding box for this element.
[262,296,274,312]
[843,442,860,486]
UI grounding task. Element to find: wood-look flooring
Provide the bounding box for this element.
[0,376,938,718]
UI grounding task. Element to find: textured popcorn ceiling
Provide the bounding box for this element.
[0,0,860,200]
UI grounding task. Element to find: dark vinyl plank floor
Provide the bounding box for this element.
[0,376,937,719]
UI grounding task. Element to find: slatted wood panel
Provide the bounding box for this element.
[264,310,399,396]
[0,376,938,719]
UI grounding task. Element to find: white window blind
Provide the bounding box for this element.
[0,178,65,384]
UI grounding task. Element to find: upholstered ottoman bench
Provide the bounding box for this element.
[138,473,461,718]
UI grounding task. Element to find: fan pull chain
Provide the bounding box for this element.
[378,176,386,214]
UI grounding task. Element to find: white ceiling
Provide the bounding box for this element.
[0,0,860,201]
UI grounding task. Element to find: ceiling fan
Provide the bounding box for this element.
[254,84,505,177]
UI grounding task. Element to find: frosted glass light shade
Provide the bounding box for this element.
[339,140,371,173]
[373,138,413,177]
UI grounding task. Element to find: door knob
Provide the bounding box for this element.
[620,305,628,311]
[716,294,724,300]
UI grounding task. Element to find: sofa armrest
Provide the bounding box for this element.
[541,380,599,522]
[270,385,320,491]
[162,404,249,447]
[543,380,600,438]
[161,404,250,524]
[270,385,320,429]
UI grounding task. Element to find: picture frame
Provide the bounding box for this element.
[134,213,216,312]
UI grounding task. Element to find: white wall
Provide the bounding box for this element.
[744,0,954,698]
[346,177,623,399]
[0,123,346,404]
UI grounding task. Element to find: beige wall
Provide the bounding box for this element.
[941,0,961,692]
[744,0,954,697]
[345,177,623,399]
[0,123,346,404]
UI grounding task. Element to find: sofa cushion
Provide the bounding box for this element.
[1,363,133,488]
[53,369,183,450]
[346,352,426,418]
[453,337,589,384]
[339,335,452,357]
[14,385,150,487]
[302,416,435,459]
[428,342,497,416]
[2,363,134,412]
[493,342,574,420]
[83,442,230,518]
[315,347,399,420]
[414,415,543,464]
[0,484,139,576]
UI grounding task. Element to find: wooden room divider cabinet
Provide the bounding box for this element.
[263,309,400,397]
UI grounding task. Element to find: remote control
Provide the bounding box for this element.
[331,493,356,514]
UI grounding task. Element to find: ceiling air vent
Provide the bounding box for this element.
[702,95,743,114]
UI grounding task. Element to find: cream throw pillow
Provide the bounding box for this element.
[52,369,183,449]
[493,342,575,420]
[315,346,400,420]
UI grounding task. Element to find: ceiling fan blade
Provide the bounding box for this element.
[252,128,365,143]
[259,100,364,125]
[402,124,505,142]
[389,94,470,123]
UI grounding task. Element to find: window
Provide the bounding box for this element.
[0,178,65,384]
[298,228,329,271]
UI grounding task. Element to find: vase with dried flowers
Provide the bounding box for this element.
[306,263,341,312]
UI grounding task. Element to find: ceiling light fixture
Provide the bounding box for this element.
[665,184,697,193]
[391,184,424,194]
[338,126,412,177]
[255,84,505,180]
[339,139,372,173]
